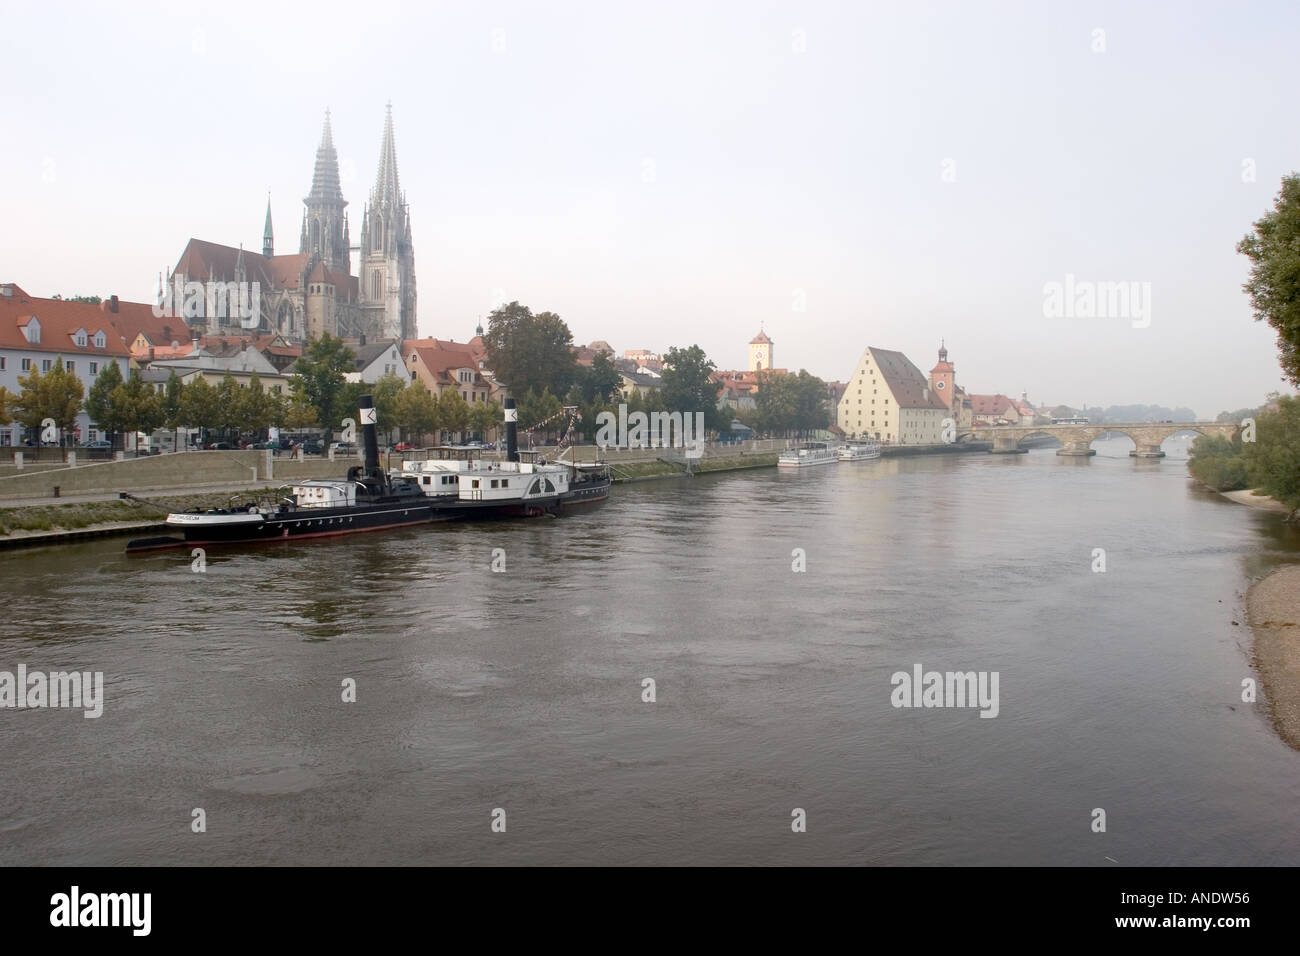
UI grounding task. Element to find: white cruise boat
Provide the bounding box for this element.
[777,441,839,468]
[838,438,881,461]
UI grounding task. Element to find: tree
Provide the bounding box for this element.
[371,372,407,446]
[470,399,500,442]
[12,359,84,446]
[394,385,438,445]
[237,371,274,434]
[162,371,185,451]
[283,395,319,431]
[86,360,126,448]
[214,372,242,437]
[1238,173,1300,385]
[439,389,471,440]
[482,301,578,397]
[0,385,12,424]
[660,345,724,431]
[1242,396,1300,514]
[115,371,163,454]
[578,351,621,404]
[1188,434,1249,492]
[180,376,219,444]
[289,333,354,440]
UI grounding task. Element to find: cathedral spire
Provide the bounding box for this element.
[371,101,402,208]
[262,195,274,258]
[301,108,350,274]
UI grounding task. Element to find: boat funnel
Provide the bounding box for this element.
[359,394,382,480]
[505,397,519,463]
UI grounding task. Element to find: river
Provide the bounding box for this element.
[2,436,1298,865]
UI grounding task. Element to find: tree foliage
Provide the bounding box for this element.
[86,360,126,445]
[1238,173,1300,386]
[12,359,84,440]
[743,369,830,435]
[482,301,577,397]
[1242,395,1300,513]
[290,333,354,440]
[660,345,724,430]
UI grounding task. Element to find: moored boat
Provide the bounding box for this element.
[838,438,881,461]
[126,395,444,552]
[777,441,839,468]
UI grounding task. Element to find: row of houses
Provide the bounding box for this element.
[0,282,510,445]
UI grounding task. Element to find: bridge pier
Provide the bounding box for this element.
[989,435,1028,455]
[1129,443,1166,459]
[1056,440,1096,457]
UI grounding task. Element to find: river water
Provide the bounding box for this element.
[2,437,1299,865]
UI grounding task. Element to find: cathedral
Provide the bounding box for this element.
[166,106,417,343]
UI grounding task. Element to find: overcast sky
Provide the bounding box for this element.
[3,0,1297,416]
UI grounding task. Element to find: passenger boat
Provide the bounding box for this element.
[838,438,881,461]
[401,399,611,517]
[126,395,444,552]
[777,441,839,468]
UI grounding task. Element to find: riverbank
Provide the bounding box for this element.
[0,488,269,548]
[1220,487,1293,515]
[1247,564,1300,751]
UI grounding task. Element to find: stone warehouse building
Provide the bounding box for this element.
[164,106,417,344]
[838,346,949,444]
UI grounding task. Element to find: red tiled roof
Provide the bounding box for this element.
[867,347,948,409]
[0,285,132,357]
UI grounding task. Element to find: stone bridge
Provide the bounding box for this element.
[970,421,1239,458]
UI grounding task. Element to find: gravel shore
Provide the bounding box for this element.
[1248,564,1300,751]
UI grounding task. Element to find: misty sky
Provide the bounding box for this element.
[3,0,1298,417]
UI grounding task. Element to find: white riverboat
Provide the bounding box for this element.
[777,441,840,468]
[838,438,881,461]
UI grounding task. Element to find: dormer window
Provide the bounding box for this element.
[74,328,88,347]
[23,316,40,344]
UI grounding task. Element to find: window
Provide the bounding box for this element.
[75,330,87,347]
[66,361,74,372]
[490,479,499,489]
[42,359,52,371]
[21,358,31,371]
[89,362,98,374]
[0,357,4,370]
[502,480,509,488]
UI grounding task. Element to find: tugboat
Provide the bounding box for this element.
[401,397,611,518]
[126,395,444,552]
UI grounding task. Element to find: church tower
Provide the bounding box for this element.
[262,196,273,258]
[358,103,417,340]
[929,340,955,409]
[299,110,350,276]
[748,329,773,372]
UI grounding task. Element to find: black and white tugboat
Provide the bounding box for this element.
[126,395,443,552]
[401,397,610,519]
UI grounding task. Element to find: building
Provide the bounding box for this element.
[749,329,773,372]
[838,346,949,443]
[0,283,133,444]
[164,107,415,344]
[356,104,418,341]
[969,393,1033,426]
[405,338,499,405]
[927,341,973,436]
[346,339,405,384]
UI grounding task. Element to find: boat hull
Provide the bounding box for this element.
[152,502,445,549]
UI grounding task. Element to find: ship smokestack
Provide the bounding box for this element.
[504,397,518,463]
[359,394,382,480]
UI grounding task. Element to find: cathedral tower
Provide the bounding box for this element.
[300,110,351,275]
[262,196,273,258]
[358,103,417,340]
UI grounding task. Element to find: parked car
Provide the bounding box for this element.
[81,440,112,449]
[394,441,416,451]
[208,441,234,450]
[331,441,357,455]
[299,440,323,455]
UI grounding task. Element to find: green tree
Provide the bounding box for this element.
[214,372,242,437]
[1238,174,1300,385]
[482,301,578,397]
[162,370,185,451]
[371,372,407,446]
[660,345,724,430]
[1242,396,1300,514]
[394,385,438,445]
[86,360,126,448]
[283,395,319,431]
[13,359,84,446]
[578,351,622,404]
[469,399,501,442]
[115,371,163,454]
[0,385,12,424]
[1188,434,1249,492]
[289,333,354,440]
[180,376,219,445]
[439,389,471,440]
[237,370,273,434]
